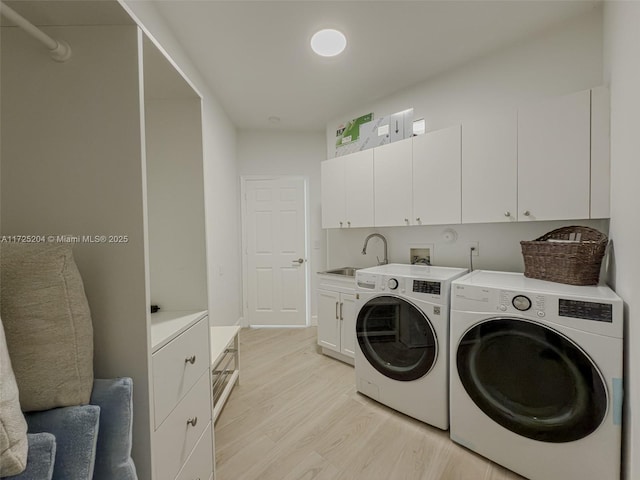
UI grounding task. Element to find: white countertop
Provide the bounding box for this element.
[150,310,208,352]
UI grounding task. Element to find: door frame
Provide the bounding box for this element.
[240,175,311,328]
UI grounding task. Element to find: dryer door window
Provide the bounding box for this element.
[357,295,437,382]
[456,318,607,443]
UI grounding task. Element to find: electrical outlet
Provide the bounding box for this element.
[468,241,479,256]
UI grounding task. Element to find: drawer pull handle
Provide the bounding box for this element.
[185,355,196,365]
[186,417,198,427]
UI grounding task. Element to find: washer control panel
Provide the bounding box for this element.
[356,272,444,298]
[413,280,441,295]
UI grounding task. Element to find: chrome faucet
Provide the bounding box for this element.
[362,233,388,265]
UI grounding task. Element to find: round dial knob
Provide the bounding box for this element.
[512,295,532,311]
[388,278,399,290]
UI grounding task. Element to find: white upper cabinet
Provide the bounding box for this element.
[462,110,518,224]
[374,138,413,227]
[345,149,374,227]
[590,86,610,218]
[517,89,591,221]
[413,125,462,225]
[321,156,346,228]
[321,149,374,228]
[320,87,610,229]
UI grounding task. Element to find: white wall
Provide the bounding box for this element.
[237,131,326,323]
[324,6,607,272]
[145,99,208,311]
[328,220,609,272]
[123,1,242,326]
[326,6,603,153]
[603,3,640,478]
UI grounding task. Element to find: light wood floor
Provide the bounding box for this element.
[215,327,524,480]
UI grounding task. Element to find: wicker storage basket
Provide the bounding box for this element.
[520,226,608,285]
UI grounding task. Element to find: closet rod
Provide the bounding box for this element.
[0,1,71,62]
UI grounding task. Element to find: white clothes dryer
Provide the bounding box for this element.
[355,264,467,429]
[449,270,623,480]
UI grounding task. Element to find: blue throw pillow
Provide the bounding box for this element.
[25,405,99,480]
[90,378,137,480]
[2,433,56,480]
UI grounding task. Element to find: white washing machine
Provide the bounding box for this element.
[355,263,467,429]
[449,270,623,480]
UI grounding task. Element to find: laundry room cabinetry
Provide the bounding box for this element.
[374,138,414,227]
[151,312,213,480]
[317,273,357,365]
[462,109,518,224]
[517,89,591,221]
[321,149,374,228]
[462,87,610,223]
[412,125,461,225]
[1,6,212,479]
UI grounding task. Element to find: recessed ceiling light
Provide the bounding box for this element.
[310,29,346,57]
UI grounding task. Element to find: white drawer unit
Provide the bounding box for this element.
[151,311,214,480]
[154,371,212,480]
[153,317,209,428]
[175,423,214,480]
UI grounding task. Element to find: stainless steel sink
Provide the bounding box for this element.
[321,267,359,277]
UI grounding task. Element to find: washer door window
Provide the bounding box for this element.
[457,318,607,443]
[357,295,437,382]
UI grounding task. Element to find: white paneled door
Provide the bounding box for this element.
[244,178,307,326]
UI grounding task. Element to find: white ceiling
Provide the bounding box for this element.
[4,1,600,132]
[154,1,600,132]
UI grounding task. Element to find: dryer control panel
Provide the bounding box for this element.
[498,290,547,318]
[451,271,623,338]
[559,299,613,323]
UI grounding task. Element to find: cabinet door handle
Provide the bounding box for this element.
[404,218,409,224]
[504,211,511,217]
[523,210,531,217]
[339,221,343,227]
[185,355,196,365]
[416,217,421,223]
[339,302,343,320]
[347,221,351,227]
[335,301,339,320]
[186,417,198,427]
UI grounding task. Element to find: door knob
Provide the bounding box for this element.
[292,258,304,264]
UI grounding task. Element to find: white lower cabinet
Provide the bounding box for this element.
[175,424,214,480]
[317,274,356,365]
[151,314,214,480]
[339,293,356,358]
[152,318,210,428]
